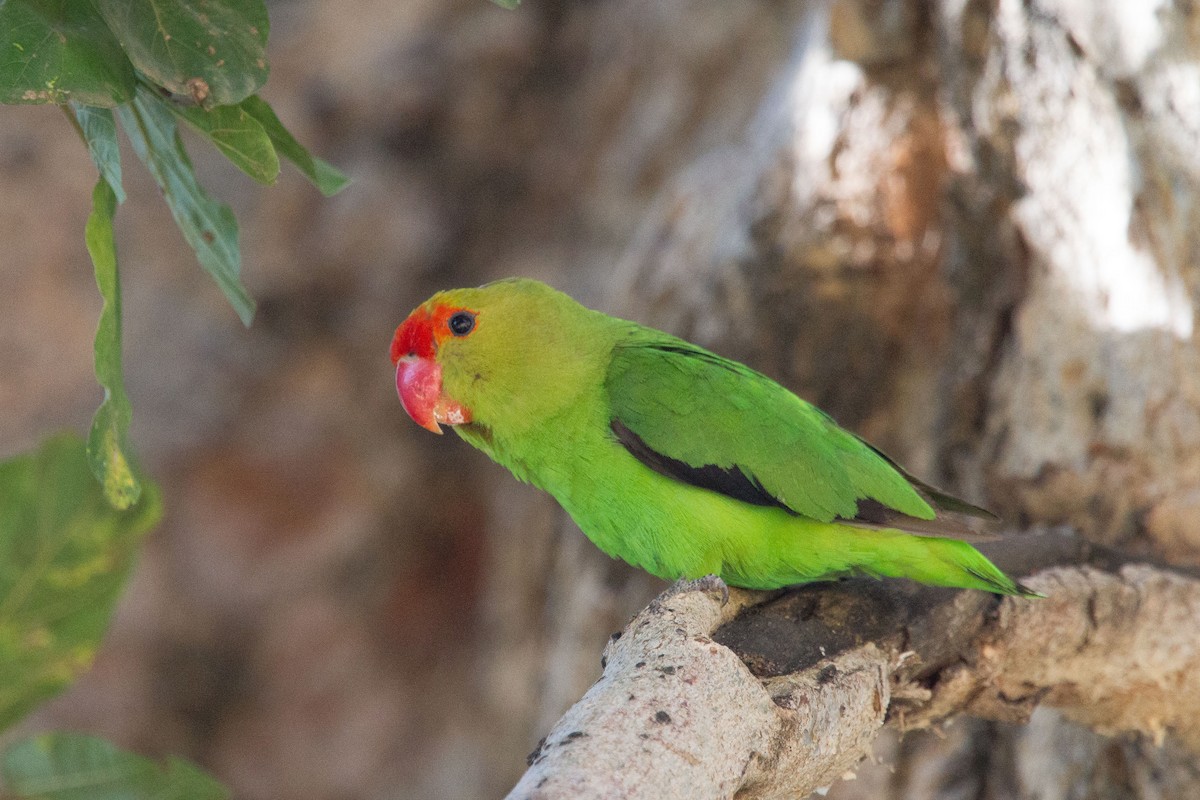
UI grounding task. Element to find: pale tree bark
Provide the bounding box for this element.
[510,0,1200,797]
[509,555,1200,799]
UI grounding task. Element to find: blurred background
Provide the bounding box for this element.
[4,1,1200,798]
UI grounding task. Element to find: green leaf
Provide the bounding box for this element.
[85,180,141,509]
[73,105,125,204]
[1,733,227,800]
[169,101,279,185]
[239,95,350,196]
[0,435,161,732]
[0,0,136,106]
[490,0,522,8]
[118,88,255,325]
[94,0,269,108]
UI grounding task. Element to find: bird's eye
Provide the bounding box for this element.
[448,311,475,337]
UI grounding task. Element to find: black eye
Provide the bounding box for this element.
[448,311,475,337]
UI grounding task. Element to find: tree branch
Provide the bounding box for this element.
[506,532,1200,799]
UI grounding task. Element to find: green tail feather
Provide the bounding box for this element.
[865,536,1042,597]
[716,519,1041,596]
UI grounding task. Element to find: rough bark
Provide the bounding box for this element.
[508,579,888,800]
[509,538,1200,799]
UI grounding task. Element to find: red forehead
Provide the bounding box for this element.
[390,303,469,364]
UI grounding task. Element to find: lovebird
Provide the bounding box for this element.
[391,278,1035,596]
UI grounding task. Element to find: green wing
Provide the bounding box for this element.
[604,335,992,536]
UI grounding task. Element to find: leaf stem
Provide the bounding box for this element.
[58,104,87,146]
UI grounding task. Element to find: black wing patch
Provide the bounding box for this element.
[852,436,1000,521]
[845,498,999,540]
[611,418,999,539]
[610,419,796,514]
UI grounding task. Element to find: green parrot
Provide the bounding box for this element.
[391,278,1035,596]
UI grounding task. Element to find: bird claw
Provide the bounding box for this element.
[670,574,730,606]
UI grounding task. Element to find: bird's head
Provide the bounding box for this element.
[390,298,477,433]
[391,278,611,436]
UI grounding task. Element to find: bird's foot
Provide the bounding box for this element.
[669,574,730,607]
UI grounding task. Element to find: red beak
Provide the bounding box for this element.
[395,356,472,434]
[396,356,443,433]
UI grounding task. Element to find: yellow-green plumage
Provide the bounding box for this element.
[400,278,1034,596]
